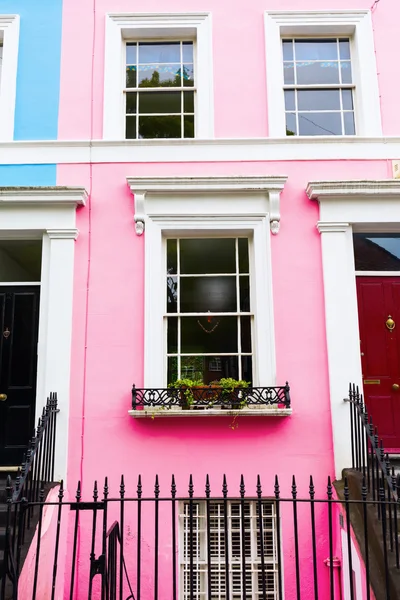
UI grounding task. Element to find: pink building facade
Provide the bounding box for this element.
[2,0,400,598]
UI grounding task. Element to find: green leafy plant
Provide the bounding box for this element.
[215,378,251,409]
[168,378,204,408]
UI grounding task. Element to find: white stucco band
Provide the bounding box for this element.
[127,175,287,389]
[307,179,400,478]
[0,186,87,481]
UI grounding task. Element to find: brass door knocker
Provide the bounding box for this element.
[3,327,10,339]
[386,316,396,332]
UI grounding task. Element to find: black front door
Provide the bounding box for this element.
[0,287,40,466]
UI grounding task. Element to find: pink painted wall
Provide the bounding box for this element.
[18,486,68,600]
[53,0,399,596]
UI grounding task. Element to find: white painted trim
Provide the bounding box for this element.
[0,187,87,205]
[264,10,382,138]
[127,175,285,388]
[0,15,19,141]
[308,179,400,477]
[355,271,400,276]
[0,187,87,481]
[103,12,214,139]
[3,137,400,163]
[129,408,292,418]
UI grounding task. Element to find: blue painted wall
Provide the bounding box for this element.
[0,165,56,186]
[0,0,63,140]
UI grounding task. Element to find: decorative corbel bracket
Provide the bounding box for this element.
[133,192,146,236]
[269,190,281,235]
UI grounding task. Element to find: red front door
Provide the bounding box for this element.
[357,277,400,450]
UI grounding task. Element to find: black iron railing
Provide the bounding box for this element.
[1,473,395,600]
[345,383,400,585]
[1,393,58,599]
[131,382,291,411]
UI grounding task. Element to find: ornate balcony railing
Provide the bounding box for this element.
[131,382,291,411]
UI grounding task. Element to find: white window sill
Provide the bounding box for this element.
[128,408,292,418]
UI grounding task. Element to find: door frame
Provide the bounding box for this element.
[307,179,400,478]
[0,187,87,480]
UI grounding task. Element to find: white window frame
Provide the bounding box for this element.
[0,15,19,141]
[264,10,382,138]
[104,13,214,140]
[179,500,279,600]
[127,175,287,388]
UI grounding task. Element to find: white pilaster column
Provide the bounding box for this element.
[40,229,78,481]
[317,222,362,478]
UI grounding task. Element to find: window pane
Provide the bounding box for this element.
[180,277,237,313]
[184,91,194,113]
[240,277,250,312]
[241,316,251,353]
[340,61,352,83]
[167,239,177,274]
[125,116,136,139]
[181,317,238,353]
[138,65,181,87]
[298,112,342,135]
[184,116,194,138]
[126,43,137,64]
[339,39,351,60]
[183,64,194,86]
[167,277,178,313]
[285,112,297,136]
[126,66,137,88]
[182,42,193,63]
[0,240,42,282]
[282,40,293,61]
[241,356,252,383]
[294,40,338,61]
[138,42,180,64]
[181,355,239,383]
[181,239,236,274]
[353,234,400,271]
[296,61,340,85]
[168,356,178,382]
[342,89,353,110]
[283,62,295,84]
[126,93,137,114]
[167,317,178,353]
[138,115,181,138]
[297,89,340,111]
[344,112,355,135]
[284,90,295,111]
[238,239,249,273]
[139,91,181,114]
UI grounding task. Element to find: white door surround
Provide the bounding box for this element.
[307,179,400,477]
[0,187,87,480]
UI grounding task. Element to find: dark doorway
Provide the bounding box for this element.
[0,287,40,466]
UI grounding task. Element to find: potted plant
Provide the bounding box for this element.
[215,378,251,409]
[168,378,251,410]
[168,378,205,410]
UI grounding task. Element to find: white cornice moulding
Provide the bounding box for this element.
[316,222,350,233]
[265,9,369,25]
[0,186,88,206]
[107,12,211,27]
[126,175,287,193]
[127,175,287,235]
[307,180,400,200]
[47,228,79,240]
[5,137,400,164]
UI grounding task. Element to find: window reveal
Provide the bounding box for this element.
[125,41,195,139]
[180,501,279,600]
[166,238,253,384]
[283,38,355,136]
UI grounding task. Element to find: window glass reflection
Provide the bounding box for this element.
[353,233,400,271]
